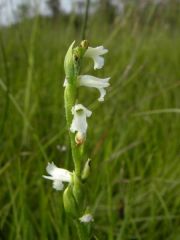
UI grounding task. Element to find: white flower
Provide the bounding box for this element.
[43,162,71,191]
[78,75,110,102]
[84,46,108,69]
[79,213,94,223]
[70,104,92,142]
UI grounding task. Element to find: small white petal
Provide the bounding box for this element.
[56,145,67,152]
[63,78,68,87]
[78,75,110,102]
[53,180,64,191]
[70,104,92,136]
[42,175,54,180]
[98,88,106,102]
[85,46,108,69]
[79,214,94,223]
[94,56,104,70]
[86,46,108,55]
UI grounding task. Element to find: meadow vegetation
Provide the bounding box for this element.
[0,1,180,239]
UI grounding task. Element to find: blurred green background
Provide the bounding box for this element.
[0,0,180,239]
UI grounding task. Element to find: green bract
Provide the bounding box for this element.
[63,184,78,217]
[64,41,76,83]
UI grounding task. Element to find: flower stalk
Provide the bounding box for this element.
[43,40,110,240]
[64,43,84,176]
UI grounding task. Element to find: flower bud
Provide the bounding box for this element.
[80,40,89,49]
[75,131,86,145]
[64,41,75,82]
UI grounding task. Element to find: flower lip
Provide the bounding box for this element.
[43,162,71,191]
[78,75,110,102]
[84,46,108,70]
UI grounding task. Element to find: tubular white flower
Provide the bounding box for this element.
[79,213,94,223]
[70,104,92,139]
[43,162,71,191]
[78,75,110,102]
[84,46,108,69]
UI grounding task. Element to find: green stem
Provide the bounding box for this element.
[63,41,91,240]
[64,83,83,177]
[81,0,90,40]
[22,16,38,145]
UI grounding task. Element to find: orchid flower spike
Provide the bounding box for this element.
[79,213,94,223]
[84,46,108,69]
[43,162,71,191]
[78,75,110,102]
[70,104,92,144]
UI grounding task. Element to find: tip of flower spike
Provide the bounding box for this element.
[66,41,76,55]
[70,40,76,47]
[64,41,76,80]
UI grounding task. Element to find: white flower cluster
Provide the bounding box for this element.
[64,45,110,102]
[67,44,110,144]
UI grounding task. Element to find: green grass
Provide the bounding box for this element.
[0,3,180,239]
